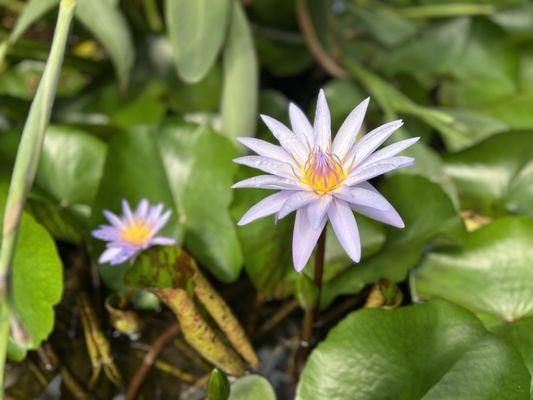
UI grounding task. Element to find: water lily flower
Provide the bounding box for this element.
[233,90,419,272]
[92,199,176,265]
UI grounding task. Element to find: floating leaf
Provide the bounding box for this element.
[444,131,533,216]
[413,217,533,322]
[297,300,530,400]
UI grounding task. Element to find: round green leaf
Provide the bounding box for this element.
[297,300,530,400]
[166,0,230,83]
[444,131,533,216]
[413,217,533,322]
[229,375,276,400]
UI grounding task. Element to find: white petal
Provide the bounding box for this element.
[328,199,361,263]
[237,137,293,164]
[122,199,134,222]
[135,199,149,219]
[238,191,293,225]
[289,102,314,149]
[332,97,369,159]
[261,114,308,164]
[332,186,390,211]
[232,175,306,190]
[103,210,124,228]
[147,204,164,224]
[233,155,295,179]
[358,137,419,168]
[150,236,177,246]
[278,190,318,219]
[345,119,403,167]
[98,246,123,264]
[349,182,404,228]
[313,89,332,150]
[292,208,326,272]
[153,209,172,232]
[343,156,414,186]
[307,194,332,230]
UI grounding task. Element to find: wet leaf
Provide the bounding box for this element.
[229,375,276,400]
[297,300,530,400]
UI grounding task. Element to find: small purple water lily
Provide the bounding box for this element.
[233,90,419,272]
[92,199,176,265]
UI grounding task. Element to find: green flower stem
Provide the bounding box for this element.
[0,0,75,396]
[296,228,326,372]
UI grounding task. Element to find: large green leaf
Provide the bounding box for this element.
[297,300,530,400]
[0,184,63,360]
[93,120,242,289]
[321,174,463,308]
[229,375,276,400]
[413,217,533,322]
[166,0,230,83]
[221,0,259,141]
[444,131,533,216]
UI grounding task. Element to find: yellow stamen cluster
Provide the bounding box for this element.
[299,149,346,194]
[120,220,152,246]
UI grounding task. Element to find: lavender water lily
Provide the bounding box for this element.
[92,199,176,265]
[233,90,419,272]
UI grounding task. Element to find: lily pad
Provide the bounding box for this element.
[229,375,276,400]
[297,300,530,400]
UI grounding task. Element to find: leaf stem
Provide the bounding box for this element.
[0,1,75,396]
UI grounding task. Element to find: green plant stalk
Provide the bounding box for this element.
[395,3,496,19]
[0,0,76,396]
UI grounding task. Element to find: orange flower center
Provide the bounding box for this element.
[299,149,346,194]
[121,220,152,246]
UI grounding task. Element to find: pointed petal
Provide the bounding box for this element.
[359,137,420,167]
[343,156,414,186]
[292,208,326,272]
[92,226,118,241]
[314,89,332,150]
[328,199,361,263]
[350,182,404,228]
[147,204,164,224]
[332,186,390,211]
[232,175,305,190]
[135,199,149,219]
[103,210,124,228]
[98,246,123,264]
[289,102,314,148]
[153,209,172,232]
[150,236,177,246]
[345,119,403,168]
[307,194,332,230]
[278,190,318,219]
[237,137,293,164]
[261,114,308,163]
[122,199,134,222]
[233,155,295,179]
[332,97,369,159]
[238,191,293,225]
[109,248,138,265]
